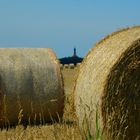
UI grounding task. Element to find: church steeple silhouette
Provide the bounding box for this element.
[73,47,77,57]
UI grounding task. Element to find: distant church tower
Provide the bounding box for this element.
[73,47,77,57]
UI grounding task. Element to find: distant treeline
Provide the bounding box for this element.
[59,56,83,65]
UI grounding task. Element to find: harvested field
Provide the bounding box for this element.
[74,26,140,140]
[1,26,140,140]
[62,65,79,122]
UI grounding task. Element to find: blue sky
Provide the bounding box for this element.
[0,0,140,58]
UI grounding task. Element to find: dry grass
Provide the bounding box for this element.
[0,65,82,140]
[0,124,81,140]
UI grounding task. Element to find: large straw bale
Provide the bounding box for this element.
[74,26,140,140]
[0,48,64,126]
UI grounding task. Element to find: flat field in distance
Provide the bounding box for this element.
[0,65,82,140]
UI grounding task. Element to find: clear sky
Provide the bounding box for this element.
[0,0,140,58]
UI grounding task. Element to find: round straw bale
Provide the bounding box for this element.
[64,64,69,69]
[74,26,140,140]
[0,48,64,126]
[60,64,63,69]
[69,63,75,69]
[76,63,81,67]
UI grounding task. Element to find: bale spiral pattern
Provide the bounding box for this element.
[74,26,140,140]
